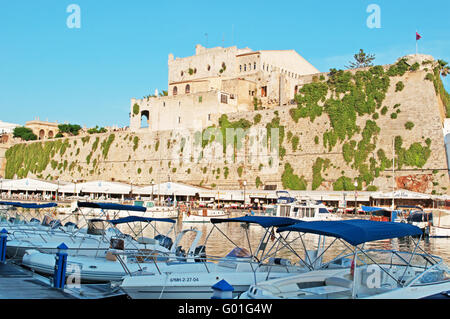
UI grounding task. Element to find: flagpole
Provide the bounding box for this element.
[416,30,418,55]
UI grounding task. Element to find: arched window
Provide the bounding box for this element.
[140,111,150,129]
[173,86,178,96]
[244,64,247,71]
[185,84,190,94]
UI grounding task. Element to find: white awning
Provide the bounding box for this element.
[134,182,206,196]
[0,178,59,192]
[371,189,432,200]
[58,180,132,194]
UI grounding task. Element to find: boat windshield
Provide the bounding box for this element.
[225,247,251,259]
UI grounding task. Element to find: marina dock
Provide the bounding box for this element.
[0,261,125,299]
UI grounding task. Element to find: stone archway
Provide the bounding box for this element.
[140,110,150,129]
[48,130,54,138]
[39,129,45,140]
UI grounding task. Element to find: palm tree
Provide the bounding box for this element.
[436,60,449,77]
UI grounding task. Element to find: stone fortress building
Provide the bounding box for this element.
[130,44,319,132]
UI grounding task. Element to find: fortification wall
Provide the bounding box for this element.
[3,56,450,194]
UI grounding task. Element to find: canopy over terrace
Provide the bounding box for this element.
[58,180,133,200]
[134,182,207,201]
[370,189,434,208]
[0,178,65,200]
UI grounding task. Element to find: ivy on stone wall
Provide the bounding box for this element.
[281,163,307,190]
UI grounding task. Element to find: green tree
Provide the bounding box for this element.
[345,49,376,69]
[58,124,81,136]
[13,127,37,141]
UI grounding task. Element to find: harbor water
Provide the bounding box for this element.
[9,208,448,265]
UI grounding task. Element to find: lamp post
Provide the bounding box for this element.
[354,181,358,215]
[151,179,155,201]
[243,180,247,209]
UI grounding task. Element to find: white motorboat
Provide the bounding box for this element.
[137,200,179,219]
[182,208,228,223]
[21,216,191,282]
[275,199,340,221]
[239,219,450,299]
[119,216,340,299]
[7,214,173,259]
[429,209,450,238]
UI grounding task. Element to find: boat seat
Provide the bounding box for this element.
[325,276,353,289]
[137,237,157,245]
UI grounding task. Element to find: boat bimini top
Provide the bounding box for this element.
[210,215,300,228]
[277,219,423,246]
[206,216,302,265]
[0,201,58,209]
[77,201,146,212]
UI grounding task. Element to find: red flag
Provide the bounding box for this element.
[416,32,422,41]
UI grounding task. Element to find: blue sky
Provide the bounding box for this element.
[0,0,449,128]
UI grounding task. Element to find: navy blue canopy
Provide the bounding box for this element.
[210,215,300,228]
[77,201,146,212]
[277,219,423,246]
[0,201,57,209]
[109,216,176,225]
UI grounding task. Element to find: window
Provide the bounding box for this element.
[199,96,203,103]
[221,94,228,104]
[254,62,256,70]
[240,65,242,72]
[207,65,211,71]
[178,116,181,124]
[163,102,166,107]
[180,71,184,76]
[261,86,267,97]
[173,86,178,96]
[244,64,247,71]
[185,84,190,94]
[208,114,211,121]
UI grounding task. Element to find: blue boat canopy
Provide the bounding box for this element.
[77,201,146,212]
[277,219,423,246]
[361,205,384,212]
[108,216,176,225]
[0,201,57,209]
[210,215,301,228]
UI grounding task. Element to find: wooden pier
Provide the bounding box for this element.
[0,261,125,299]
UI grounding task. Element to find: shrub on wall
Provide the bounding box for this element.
[133,103,140,115]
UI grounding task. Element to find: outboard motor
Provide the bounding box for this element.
[154,234,173,250]
[194,245,206,262]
